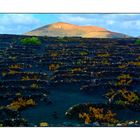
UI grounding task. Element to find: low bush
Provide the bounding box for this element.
[20,37,41,45]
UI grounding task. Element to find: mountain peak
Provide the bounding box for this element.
[51,22,74,25]
[25,22,130,38]
[48,22,78,29]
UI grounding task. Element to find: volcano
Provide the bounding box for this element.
[25,22,130,38]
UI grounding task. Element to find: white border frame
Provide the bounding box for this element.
[0,0,140,13]
[0,0,140,139]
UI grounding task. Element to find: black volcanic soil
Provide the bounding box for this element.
[0,35,140,126]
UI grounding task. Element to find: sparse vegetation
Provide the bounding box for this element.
[79,107,118,124]
[40,122,49,127]
[20,37,41,45]
[0,35,140,127]
[7,97,36,111]
[135,39,140,45]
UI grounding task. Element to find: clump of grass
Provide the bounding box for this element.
[20,37,41,45]
[135,39,140,45]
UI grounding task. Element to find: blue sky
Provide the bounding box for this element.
[0,14,140,37]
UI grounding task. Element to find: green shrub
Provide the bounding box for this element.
[115,100,125,105]
[20,37,41,45]
[135,39,140,45]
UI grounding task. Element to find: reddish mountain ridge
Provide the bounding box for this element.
[25,22,130,38]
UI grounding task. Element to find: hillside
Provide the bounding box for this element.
[25,22,130,38]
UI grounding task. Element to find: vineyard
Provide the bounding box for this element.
[0,35,140,126]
